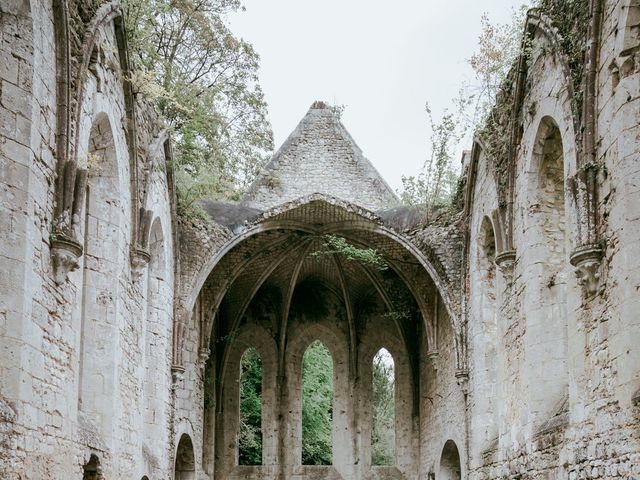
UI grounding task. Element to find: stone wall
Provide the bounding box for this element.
[242,102,400,212]
[0,0,178,478]
[0,0,639,479]
[466,1,640,477]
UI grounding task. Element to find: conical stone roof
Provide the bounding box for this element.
[242,101,399,211]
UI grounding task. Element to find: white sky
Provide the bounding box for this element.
[229,0,526,192]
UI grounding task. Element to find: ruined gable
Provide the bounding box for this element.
[242,101,399,211]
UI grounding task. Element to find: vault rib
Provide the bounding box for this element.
[219,237,311,384]
[277,241,315,376]
[331,253,356,375]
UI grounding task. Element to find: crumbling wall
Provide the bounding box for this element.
[466,1,640,477]
[0,0,177,477]
[418,304,467,479]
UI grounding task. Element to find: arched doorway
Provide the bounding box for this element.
[439,440,461,480]
[175,433,196,480]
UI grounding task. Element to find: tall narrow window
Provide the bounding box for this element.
[143,218,171,455]
[302,340,333,465]
[78,113,121,438]
[527,117,569,422]
[239,348,262,465]
[371,348,395,466]
[478,217,498,444]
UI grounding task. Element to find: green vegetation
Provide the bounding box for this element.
[400,4,531,210]
[302,341,334,465]
[123,0,274,208]
[372,349,395,466]
[311,235,388,271]
[239,348,262,465]
[400,103,466,208]
[536,0,590,110]
[236,344,397,466]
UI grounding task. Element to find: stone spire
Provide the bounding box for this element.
[242,101,399,211]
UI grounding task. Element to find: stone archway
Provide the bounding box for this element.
[191,196,461,480]
[439,440,461,480]
[175,433,196,480]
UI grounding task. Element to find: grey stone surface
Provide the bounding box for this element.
[242,101,400,212]
[0,1,639,479]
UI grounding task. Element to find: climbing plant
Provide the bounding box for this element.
[400,5,530,210]
[400,102,466,209]
[311,235,388,271]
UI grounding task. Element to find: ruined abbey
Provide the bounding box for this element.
[1,0,640,478]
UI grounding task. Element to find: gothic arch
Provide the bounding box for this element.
[77,111,124,443]
[469,9,582,258]
[285,322,351,471]
[465,142,502,460]
[358,321,415,476]
[522,115,572,427]
[214,325,278,478]
[475,216,499,448]
[54,0,141,249]
[438,440,462,480]
[175,196,462,374]
[175,433,196,480]
[142,217,171,456]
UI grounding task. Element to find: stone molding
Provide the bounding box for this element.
[51,234,83,285]
[570,243,604,296]
[494,249,517,285]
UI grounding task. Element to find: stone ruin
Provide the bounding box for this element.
[0,0,639,478]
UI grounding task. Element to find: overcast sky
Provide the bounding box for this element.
[229,0,526,192]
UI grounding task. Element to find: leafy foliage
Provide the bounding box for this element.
[302,341,333,465]
[123,0,274,205]
[400,103,467,209]
[330,103,346,121]
[310,235,388,271]
[464,5,530,130]
[536,0,590,110]
[239,348,262,465]
[371,349,395,466]
[400,5,530,210]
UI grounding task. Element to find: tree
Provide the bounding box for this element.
[123,0,274,205]
[399,103,466,208]
[463,4,530,130]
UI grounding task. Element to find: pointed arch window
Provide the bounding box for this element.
[238,347,263,465]
[78,113,121,438]
[302,340,333,465]
[439,440,461,480]
[527,117,569,421]
[371,348,395,466]
[175,433,196,480]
